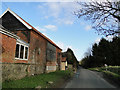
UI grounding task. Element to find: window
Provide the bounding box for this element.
[15,44,20,58]
[25,47,28,59]
[20,45,24,59]
[15,43,29,60]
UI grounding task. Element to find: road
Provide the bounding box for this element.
[65,68,116,88]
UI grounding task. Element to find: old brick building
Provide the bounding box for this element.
[61,57,67,70]
[0,8,62,81]
[0,24,20,63]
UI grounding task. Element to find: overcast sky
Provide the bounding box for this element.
[1,1,113,61]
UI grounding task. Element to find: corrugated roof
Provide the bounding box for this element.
[1,8,62,50]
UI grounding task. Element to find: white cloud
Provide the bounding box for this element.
[56,18,74,25]
[35,26,46,32]
[35,24,57,32]
[85,25,92,31]
[44,25,57,31]
[5,0,115,2]
[56,41,65,50]
[37,2,81,25]
[64,20,73,25]
[38,4,44,9]
[44,16,49,19]
[41,2,61,18]
[37,0,116,26]
[77,0,114,2]
[35,26,53,41]
[56,41,68,51]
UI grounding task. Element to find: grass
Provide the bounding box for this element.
[2,69,73,88]
[88,66,120,75]
[88,66,120,86]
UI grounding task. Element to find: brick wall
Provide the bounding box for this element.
[1,33,16,63]
[29,30,47,73]
[1,33,28,63]
[46,61,57,73]
[56,48,62,70]
[11,30,30,43]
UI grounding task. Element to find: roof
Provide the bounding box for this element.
[0,24,29,46]
[0,8,62,50]
[0,24,4,28]
[0,24,19,39]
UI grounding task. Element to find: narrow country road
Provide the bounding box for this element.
[65,67,116,88]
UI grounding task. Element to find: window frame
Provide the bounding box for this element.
[15,42,29,60]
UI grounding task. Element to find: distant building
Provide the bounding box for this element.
[61,57,67,70]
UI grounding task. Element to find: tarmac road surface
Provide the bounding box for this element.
[65,67,116,88]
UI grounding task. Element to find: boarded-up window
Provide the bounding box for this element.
[47,42,56,61]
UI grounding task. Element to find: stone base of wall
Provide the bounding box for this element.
[46,66,56,73]
[46,61,57,73]
[2,63,45,82]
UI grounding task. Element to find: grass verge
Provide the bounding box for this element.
[2,69,74,88]
[88,66,120,87]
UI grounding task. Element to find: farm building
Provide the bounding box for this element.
[0,8,62,81]
[61,57,67,70]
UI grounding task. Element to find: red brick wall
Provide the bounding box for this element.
[1,33,28,63]
[14,60,28,63]
[1,29,61,73]
[29,30,47,65]
[46,61,56,66]
[1,33,16,63]
[11,30,30,43]
[56,48,62,70]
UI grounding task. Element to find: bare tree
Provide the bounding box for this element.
[84,47,92,57]
[74,0,120,36]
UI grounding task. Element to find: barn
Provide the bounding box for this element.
[0,8,62,81]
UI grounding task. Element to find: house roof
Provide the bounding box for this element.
[0,24,4,29]
[0,8,62,50]
[0,24,29,46]
[0,24,19,39]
